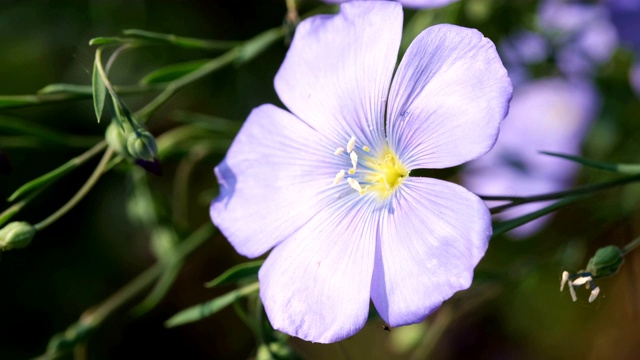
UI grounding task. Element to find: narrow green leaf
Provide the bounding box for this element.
[172,111,242,134]
[165,282,259,328]
[492,194,587,237]
[8,162,76,202]
[131,262,183,317]
[541,151,640,174]
[89,37,130,46]
[38,83,92,95]
[140,59,210,85]
[0,96,38,108]
[123,29,240,50]
[205,260,264,288]
[236,28,284,65]
[92,52,107,123]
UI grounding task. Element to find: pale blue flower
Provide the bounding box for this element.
[462,78,598,238]
[211,1,511,342]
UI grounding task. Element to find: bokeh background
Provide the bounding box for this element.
[1,0,640,359]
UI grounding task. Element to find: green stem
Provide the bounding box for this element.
[135,48,240,121]
[622,235,640,255]
[41,224,215,359]
[486,173,640,214]
[33,146,113,231]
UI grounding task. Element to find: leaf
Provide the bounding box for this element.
[0,96,38,108]
[541,151,640,174]
[8,161,76,202]
[92,53,107,123]
[88,37,130,46]
[38,83,92,95]
[165,282,259,328]
[492,194,587,237]
[205,260,264,288]
[236,27,283,65]
[122,29,239,50]
[140,59,210,85]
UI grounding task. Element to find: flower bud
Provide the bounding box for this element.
[105,121,130,157]
[0,221,35,251]
[127,130,158,162]
[586,245,624,278]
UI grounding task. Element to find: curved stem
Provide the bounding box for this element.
[622,235,640,255]
[486,173,640,214]
[34,146,114,231]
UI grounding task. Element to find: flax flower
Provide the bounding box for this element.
[211,1,511,343]
[322,0,458,9]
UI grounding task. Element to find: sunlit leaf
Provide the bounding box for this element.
[205,260,264,288]
[165,282,259,328]
[92,52,107,123]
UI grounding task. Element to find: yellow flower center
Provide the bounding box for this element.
[332,136,409,200]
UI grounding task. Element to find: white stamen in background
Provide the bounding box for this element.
[333,170,345,185]
[350,151,358,170]
[347,136,356,153]
[572,276,592,286]
[334,147,344,155]
[588,286,600,303]
[568,282,577,302]
[347,178,363,194]
[560,271,569,292]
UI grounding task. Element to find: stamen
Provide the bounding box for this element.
[560,271,569,292]
[572,276,592,286]
[347,178,365,195]
[568,281,577,302]
[350,151,358,170]
[333,170,345,185]
[347,136,356,153]
[362,146,370,152]
[588,286,600,303]
[334,147,345,155]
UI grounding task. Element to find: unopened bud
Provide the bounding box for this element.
[0,221,35,251]
[127,130,158,162]
[586,245,624,278]
[105,121,130,157]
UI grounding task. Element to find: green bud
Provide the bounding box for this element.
[586,245,625,278]
[0,221,36,251]
[127,130,158,162]
[105,121,131,157]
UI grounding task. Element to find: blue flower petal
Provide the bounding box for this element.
[370,177,490,327]
[259,195,380,343]
[275,1,402,151]
[386,24,512,170]
[210,104,341,258]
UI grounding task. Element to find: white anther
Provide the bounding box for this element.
[334,147,344,155]
[560,271,569,292]
[572,276,592,286]
[347,136,356,153]
[568,282,577,302]
[347,178,364,194]
[333,170,345,185]
[350,151,358,170]
[588,286,600,303]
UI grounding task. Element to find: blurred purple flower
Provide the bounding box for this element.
[462,78,598,238]
[210,2,511,343]
[322,0,458,9]
[632,62,640,96]
[538,0,618,77]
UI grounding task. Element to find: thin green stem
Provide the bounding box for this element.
[622,235,640,255]
[41,224,215,359]
[135,48,240,121]
[487,173,640,214]
[33,146,113,231]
